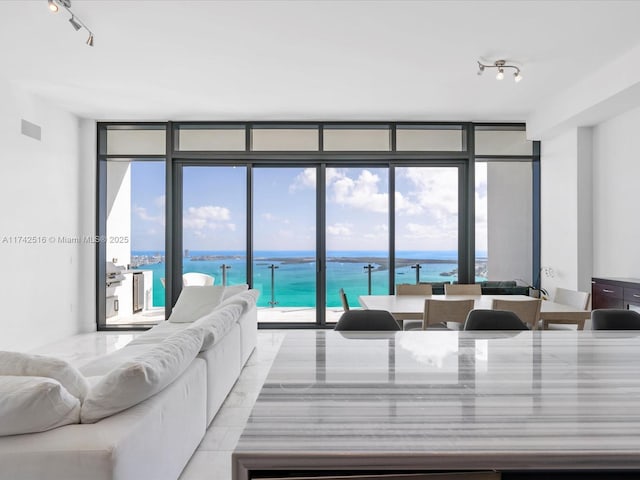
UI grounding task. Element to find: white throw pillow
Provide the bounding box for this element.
[80,327,203,423]
[216,288,260,314]
[222,284,249,300]
[0,351,90,401]
[0,376,80,436]
[168,285,225,323]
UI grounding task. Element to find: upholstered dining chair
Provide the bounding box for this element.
[444,283,482,295]
[591,309,640,330]
[404,298,474,330]
[396,283,433,295]
[491,298,541,330]
[463,309,529,331]
[339,288,350,311]
[543,287,590,330]
[334,309,400,331]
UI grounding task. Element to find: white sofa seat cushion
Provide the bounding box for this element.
[168,286,225,323]
[0,351,90,401]
[0,376,80,436]
[80,328,203,423]
[190,303,244,351]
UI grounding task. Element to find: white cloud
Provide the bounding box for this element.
[183,205,232,231]
[289,168,316,192]
[327,222,353,236]
[134,205,164,225]
[327,169,388,213]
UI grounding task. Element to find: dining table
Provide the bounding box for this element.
[358,294,591,329]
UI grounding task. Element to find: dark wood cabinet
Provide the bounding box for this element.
[592,277,640,310]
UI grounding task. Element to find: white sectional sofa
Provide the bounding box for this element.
[0,286,259,480]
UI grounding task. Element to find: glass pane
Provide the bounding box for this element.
[253,168,316,323]
[105,160,165,325]
[251,128,318,151]
[106,129,166,155]
[182,166,247,288]
[475,127,532,156]
[178,127,245,151]
[396,126,464,151]
[325,167,389,323]
[475,161,532,284]
[323,127,390,151]
[395,167,459,288]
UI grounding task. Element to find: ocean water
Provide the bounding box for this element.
[132,250,488,308]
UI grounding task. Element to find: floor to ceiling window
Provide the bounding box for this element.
[181,166,247,288]
[97,122,538,329]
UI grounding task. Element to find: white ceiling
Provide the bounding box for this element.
[3,0,640,122]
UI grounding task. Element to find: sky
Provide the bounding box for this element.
[126,162,489,253]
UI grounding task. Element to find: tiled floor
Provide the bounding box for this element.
[179,331,285,480]
[32,329,287,480]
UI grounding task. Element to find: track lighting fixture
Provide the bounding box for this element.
[47,0,94,47]
[69,16,81,31]
[477,60,522,83]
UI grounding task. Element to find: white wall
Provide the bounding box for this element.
[0,77,95,351]
[540,127,593,297]
[592,105,640,278]
[486,162,532,283]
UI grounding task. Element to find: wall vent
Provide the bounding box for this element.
[21,119,41,141]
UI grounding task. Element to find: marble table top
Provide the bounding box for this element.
[233,330,640,479]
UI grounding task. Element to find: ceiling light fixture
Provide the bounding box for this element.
[69,16,81,31]
[47,0,94,47]
[477,60,522,83]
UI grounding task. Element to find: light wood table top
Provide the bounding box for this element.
[358,294,590,329]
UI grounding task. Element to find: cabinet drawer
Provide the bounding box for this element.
[624,287,640,303]
[593,283,623,299]
[592,282,624,309]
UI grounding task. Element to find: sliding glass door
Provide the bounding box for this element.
[182,166,247,287]
[394,166,460,291]
[253,167,317,324]
[325,167,389,322]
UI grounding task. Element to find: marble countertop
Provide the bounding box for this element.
[234,330,640,478]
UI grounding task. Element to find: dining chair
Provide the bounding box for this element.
[591,309,640,330]
[491,298,541,330]
[418,298,475,330]
[397,283,433,295]
[182,272,215,286]
[334,309,400,331]
[444,283,482,295]
[463,309,529,331]
[339,288,350,311]
[543,287,590,330]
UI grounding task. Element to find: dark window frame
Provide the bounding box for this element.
[96,121,539,330]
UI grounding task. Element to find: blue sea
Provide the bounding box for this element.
[132,250,488,308]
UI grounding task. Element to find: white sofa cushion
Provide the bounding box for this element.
[216,288,260,314]
[168,286,225,323]
[78,344,156,377]
[80,328,203,423]
[127,321,189,346]
[190,303,244,351]
[0,376,80,436]
[0,351,90,401]
[222,283,248,300]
